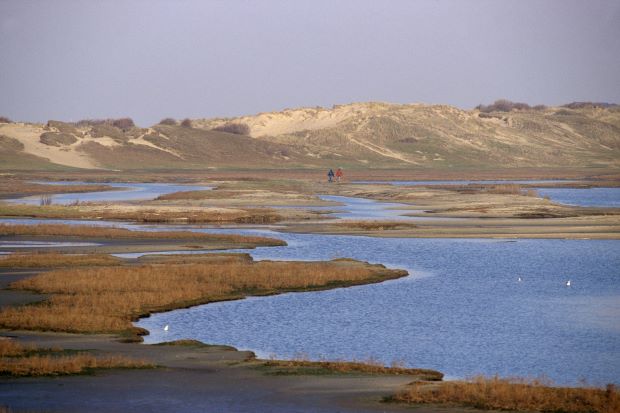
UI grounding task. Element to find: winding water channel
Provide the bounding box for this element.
[3,181,619,385]
[9,182,212,205]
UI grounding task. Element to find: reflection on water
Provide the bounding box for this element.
[9,182,213,205]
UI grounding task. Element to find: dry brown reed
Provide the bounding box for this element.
[0,252,121,268]
[0,338,31,357]
[393,375,619,413]
[0,259,405,337]
[0,223,285,246]
[0,354,151,377]
[0,338,151,377]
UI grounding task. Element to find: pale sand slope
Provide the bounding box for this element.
[0,124,182,169]
[0,123,98,169]
[194,102,396,137]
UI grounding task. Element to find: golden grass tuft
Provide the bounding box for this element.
[392,375,619,413]
[0,338,30,357]
[0,223,285,246]
[0,338,152,377]
[0,259,405,337]
[0,252,121,268]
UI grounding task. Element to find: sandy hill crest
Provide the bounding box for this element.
[1,102,619,170]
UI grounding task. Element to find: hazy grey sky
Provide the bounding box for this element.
[1,0,619,126]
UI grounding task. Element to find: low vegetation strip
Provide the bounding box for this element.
[0,338,152,377]
[0,252,121,268]
[0,179,114,198]
[0,259,406,339]
[391,375,619,413]
[0,203,283,224]
[0,223,285,246]
[262,359,443,380]
[326,221,417,231]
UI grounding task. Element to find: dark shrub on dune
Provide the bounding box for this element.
[212,122,251,135]
[158,118,177,126]
[476,99,532,113]
[112,118,135,131]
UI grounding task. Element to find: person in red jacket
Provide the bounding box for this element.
[335,167,343,183]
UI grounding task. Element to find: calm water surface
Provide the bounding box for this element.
[536,187,620,208]
[354,180,620,208]
[9,182,212,205]
[135,227,620,385]
[2,183,618,385]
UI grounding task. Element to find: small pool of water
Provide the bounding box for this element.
[536,187,620,208]
[8,182,213,205]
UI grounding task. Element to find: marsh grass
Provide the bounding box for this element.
[262,358,443,379]
[136,253,252,265]
[329,221,417,231]
[0,223,285,246]
[392,375,619,413]
[0,338,152,377]
[0,203,283,224]
[486,184,538,197]
[0,179,113,198]
[0,259,405,338]
[0,252,121,268]
[436,183,539,197]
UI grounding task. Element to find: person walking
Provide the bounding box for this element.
[335,167,343,183]
[327,168,335,183]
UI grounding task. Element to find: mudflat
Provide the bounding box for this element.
[0,330,455,413]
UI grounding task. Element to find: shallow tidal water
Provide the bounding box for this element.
[9,182,212,205]
[353,180,620,208]
[2,182,618,385]
[136,229,620,386]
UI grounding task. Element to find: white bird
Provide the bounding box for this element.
[566,280,571,287]
[517,277,522,282]
[163,324,169,331]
